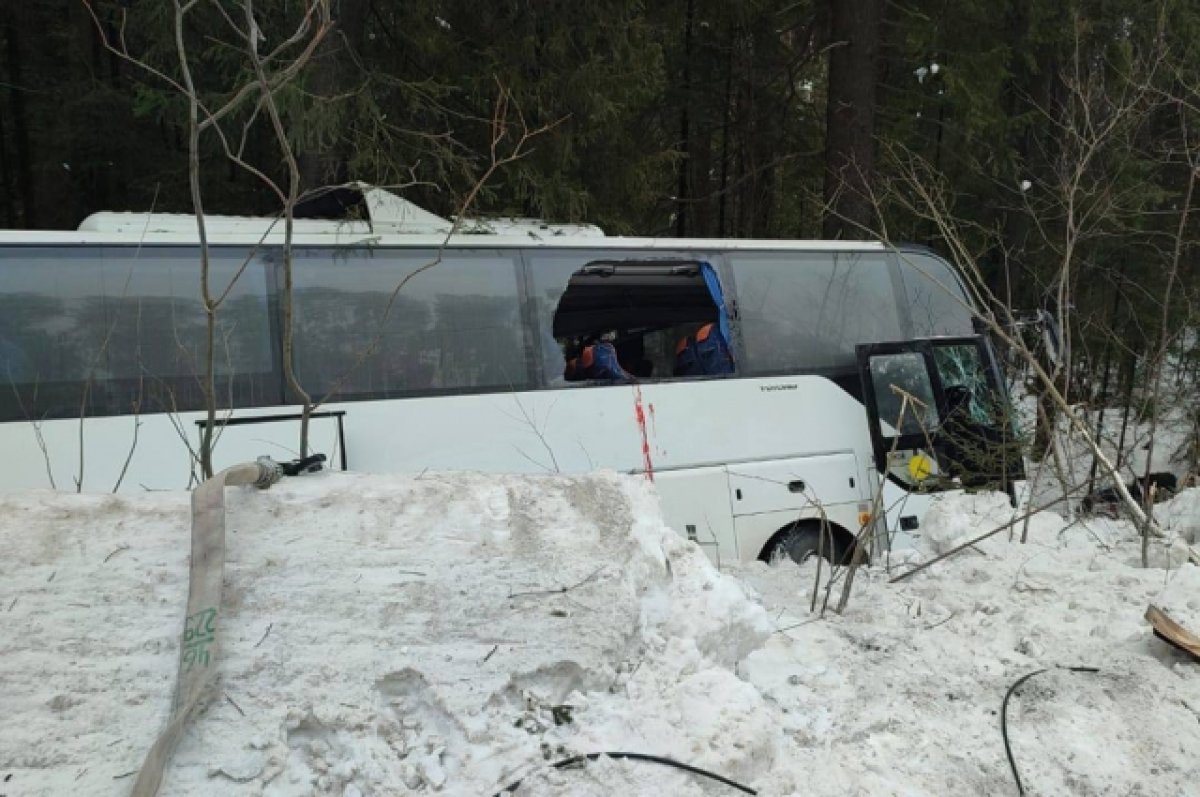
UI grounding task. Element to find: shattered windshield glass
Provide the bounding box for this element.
[933,344,993,425]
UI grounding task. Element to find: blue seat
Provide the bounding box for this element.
[674,323,734,376]
[564,341,633,382]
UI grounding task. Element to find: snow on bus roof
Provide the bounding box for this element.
[2,183,896,249]
[0,229,892,250]
[76,184,607,240]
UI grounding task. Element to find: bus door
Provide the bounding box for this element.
[856,336,1023,543]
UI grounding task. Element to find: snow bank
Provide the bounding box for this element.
[0,472,773,796]
[1162,486,1200,544]
[1016,398,1196,511]
[4,478,1199,796]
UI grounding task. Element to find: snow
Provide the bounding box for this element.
[733,492,1200,795]
[1008,383,1197,515]
[2,473,1199,795]
[1,472,773,796]
[1163,487,1200,544]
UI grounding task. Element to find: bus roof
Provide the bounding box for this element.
[0,229,892,251]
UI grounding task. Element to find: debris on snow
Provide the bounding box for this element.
[1145,605,1200,661]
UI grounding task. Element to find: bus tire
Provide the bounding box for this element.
[764,521,857,566]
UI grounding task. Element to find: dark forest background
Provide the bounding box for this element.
[4,0,1200,413]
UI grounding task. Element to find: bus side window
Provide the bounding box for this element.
[894,252,974,338]
[867,351,941,437]
[731,252,903,376]
[0,245,276,423]
[288,248,528,401]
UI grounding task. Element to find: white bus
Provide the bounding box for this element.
[0,188,1020,564]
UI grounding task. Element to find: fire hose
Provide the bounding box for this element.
[130,457,295,796]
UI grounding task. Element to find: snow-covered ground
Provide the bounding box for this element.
[2,472,1199,795]
[734,491,1200,795]
[1010,379,1197,512]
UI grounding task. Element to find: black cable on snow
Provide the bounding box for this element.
[1001,665,1100,796]
[492,751,757,795]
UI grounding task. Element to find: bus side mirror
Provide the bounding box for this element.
[1037,309,1063,367]
[985,311,1063,369]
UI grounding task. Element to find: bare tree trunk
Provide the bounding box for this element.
[248,6,315,456]
[1138,167,1193,565]
[674,0,695,237]
[163,1,218,479]
[3,16,34,226]
[297,0,367,190]
[1115,348,1136,473]
[717,23,733,238]
[822,0,880,239]
[1086,286,1123,495]
[0,93,15,227]
[86,0,334,477]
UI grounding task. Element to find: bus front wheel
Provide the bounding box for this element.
[763,521,858,566]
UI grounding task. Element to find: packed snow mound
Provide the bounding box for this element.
[732,491,1200,796]
[1162,485,1200,544]
[0,471,773,796]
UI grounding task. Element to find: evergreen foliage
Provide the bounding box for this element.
[2,0,1199,406]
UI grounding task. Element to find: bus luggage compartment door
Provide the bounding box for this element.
[727,454,862,517]
[652,466,738,564]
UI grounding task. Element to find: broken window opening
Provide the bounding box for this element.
[548,259,736,384]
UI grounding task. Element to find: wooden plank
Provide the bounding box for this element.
[1146,605,1200,660]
